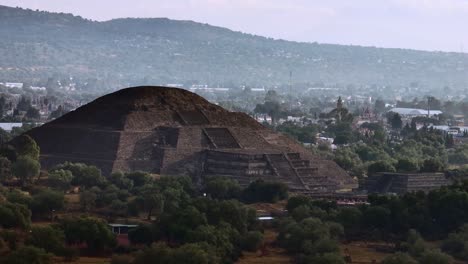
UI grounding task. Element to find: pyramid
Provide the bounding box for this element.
[26,86,355,193]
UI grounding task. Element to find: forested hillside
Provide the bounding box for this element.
[1,5,468,90]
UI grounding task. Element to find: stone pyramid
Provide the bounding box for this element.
[26,86,355,193]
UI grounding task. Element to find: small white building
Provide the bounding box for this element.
[0,123,23,132]
[0,82,24,89]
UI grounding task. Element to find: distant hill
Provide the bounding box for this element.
[1,5,467,90]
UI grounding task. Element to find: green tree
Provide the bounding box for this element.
[387,112,403,130]
[12,156,40,186]
[0,157,12,182]
[420,158,445,172]
[25,107,40,120]
[79,190,97,212]
[47,169,73,190]
[53,162,106,187]
[241,231,263,252]
[26,226,65,254]
[419,250,453,264]
[13,135,40,160]
[203,177,241,200]
[367,160,396,175]
[128,224,154,245]
[396,158,419,172]
[30,190,65,219]
[374,99,386,114]
[60,217,116,252]
[242,180,288,203]
[0,202,31,229]
[3,245,52,264]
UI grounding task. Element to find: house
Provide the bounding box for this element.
[388,108,442,118]
[108,224,138,247]
[0,122,23,132]
[0,82,23,89]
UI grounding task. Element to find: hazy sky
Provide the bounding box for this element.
[1,0,468,52]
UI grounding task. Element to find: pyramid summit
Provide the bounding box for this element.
[26,86,354,193]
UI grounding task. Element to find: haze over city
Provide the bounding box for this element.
[1,0,468,52]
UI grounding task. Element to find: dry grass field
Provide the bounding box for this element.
[340,242,393,263]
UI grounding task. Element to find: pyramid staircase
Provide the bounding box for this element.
[203,128,241,149]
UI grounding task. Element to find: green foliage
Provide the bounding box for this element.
[277,216,343,261]
[125,171,152,187]
[276,122,319,144]
[26,226,65,254]
[133,242,217,264]
[79,190,97,211]
[25,107,40,120]
[387,112,403,130]
[421,158,445,172]
[109,171,134,190]
[47,169,73,190]
[203,176,241,200]
[29,189,64,219]
[0,156,12,182]
[419,250,453,264]
[367,160,396,175]
[128,224,154,245]
[449,144,468,164]
[60,217,116,252]
[241,231,264,252]
[255,101,283,124]
[0,202,31,229]
[5,189,31,206]
[441,224,468,260]
[2,245,52,264]
[396,158,420,172]
[12,156,40,185]
[52,162,106,187]
[242,180,288,203]
[0,230,19,250]
[12,135,40,160]
[301,252,345,264]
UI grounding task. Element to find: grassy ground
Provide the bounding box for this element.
[340,242,393,263]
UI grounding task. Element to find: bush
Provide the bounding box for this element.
[128,224,154,245]
[3,245,52,264]
[26,226,65,254]
[30,190,64,219]
[203,177,241,200]
[11,156,40,186]
[241,231,263,252]
[0,230,19,250]
[53,162,106,188]
[0,202,31,229]
[47,169,73,190]
[242,180,288,203]
[60,217,116,252]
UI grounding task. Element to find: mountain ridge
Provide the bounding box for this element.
[1,5,467,90]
